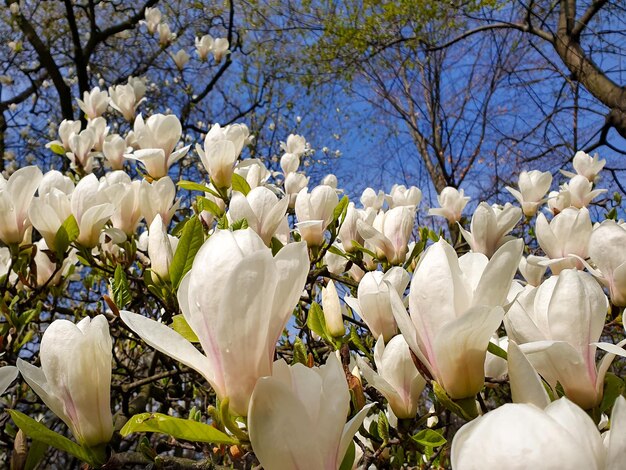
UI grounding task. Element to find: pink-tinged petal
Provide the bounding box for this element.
[432,305,504,399]
[607,396,626,470]
[472,239,523,308]
[521,341,599,410]
[544,398,606,466]
[248,376,324,470]
[120,311,213,386]
[0,366,18,395]
[507,341,550,408]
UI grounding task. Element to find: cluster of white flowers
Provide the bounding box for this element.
[1,84,625,469]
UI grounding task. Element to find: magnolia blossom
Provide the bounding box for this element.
[459,202,522,258]
[357,206,415,264]
[67,129,96,173]
[212,38,229,62]
[47,119,81,152]
[358,335,426,419]
[344,267,410,341]
[126,114,189,178]
[505,270,624,409]
[386,184,422,209]
[109,84,143,121]
[234,158,270,189]
[248,356,372,470]
[71,174,114,248]
[103,134,128,170]
[452,397,626,470]
[0,166,43,245]
[157,23,175,46]
[122,229,309,416]
[295,185,339,246]
[77,87,109,119]
[147,215,177,281]
[563,175,607,208]
[546,189,571,215]
[197,123,249,188]
[280,152,300,175]
[228,186,288,246]
[506,170,553,217]
[140,176,179,226]
[140,7,161,34]
[360,187,385,211]
[322,173,338,189]
[284,172,309,208]
[280,134,307,156]
[535,207,591,274]
[17,316,113,447]
[29,189,72,251]
[338,202,375,253]
[195,34,214,61]
[171,49,190,70]
[87,117,108,151]
[103,174,143,236]
[392,239,522,399]
[33,239,76,287]
[588,220,626,306]
[561,150,606,182]
[428,186,470,223]
[321,280,345,337]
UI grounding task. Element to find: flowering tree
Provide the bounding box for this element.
[0,75,625,469]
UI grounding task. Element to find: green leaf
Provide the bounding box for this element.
[170,315,199,343]
[292,337,308,366]
[197,196,223,217]
[377,411,390,443]
[307,302,330,341]
[120,413,236,445]
[338,440,355,470]
[600,373,625,414]
[349,326,371,361]
[110,265,132,309]
[53,214,79,257]
[230,218,249,231]
[412,429,447,448]
[433,381,478,420]
[24,439,47,470]
[606,207,618,221]
[177,180,221,198]
[169,216,204,289]
[231,173,251,195]
[487,341,508,361]
[332,195,349,225]
[8,410,105,467]
[49,143,66,156]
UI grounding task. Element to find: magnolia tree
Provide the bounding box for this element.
[1,83,626,470]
